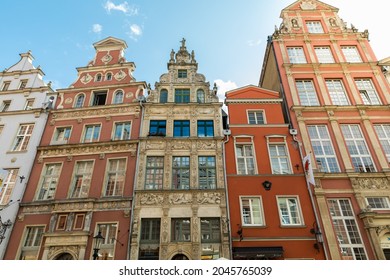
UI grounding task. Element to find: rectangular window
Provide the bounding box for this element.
[201,218,220,243]
[355,79,381,105]
[269,144,292,174]
[145,156,164,190]
[83,124,101,143]
[341,46,362,63]
[149,120,166,136]
[248,111,265,124]
[307,125,340,172]
[171,218,191,242]
[341,124,375,172]
[104,158,126,196]
[36,163,61,200]
[374,124,390,162]
[0,168,18,205]
[24,99,34,110]
[74,214,85,230]
[19,226,44,260]
[174,89,190,103]
[69,161,93,198]
[296,80,319,106]
[287,47,307,64]
[95,223,117,260]
[197,120,214,137]
[92,91,107,106]
[52,126,71,144]
[1,81,10,91]
[235,144,255,175]
[306,21,324,33]
[277,197,303,225]
[19,80,28,89]
[178,70,187,78]
[1,100,11,112]
[328,199,367,260]
[240,197,264,226]
[325,79,349,105]
[366,197,390,209]
[173,120,190,137]
[11,124,34,151]
[314,46,335,63]
[113,122,131,140]
[56,214,67,230]
[139,218,161,260]
[198,156,216,189]
[172,156,190,189]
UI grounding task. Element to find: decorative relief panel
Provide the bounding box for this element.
[351,177,390,190]
[52,106,137,120]
[80,74,93,84]
[114,70,127,81]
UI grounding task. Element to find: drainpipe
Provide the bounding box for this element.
[293,135,329,260]
[222,128,232,259]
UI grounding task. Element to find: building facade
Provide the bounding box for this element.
[4,37,147,260]
[225,85,325,259]
[260,0,390,259]
[129,39,230,260]
[0,52,55,259]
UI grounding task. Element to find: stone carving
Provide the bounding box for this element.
[140,193,164,205]
[49,214,58,232]
[197,141,216,150]
[52,106,135,120]
[66,213,74,231]
[376,225,390,235]
[291,18,299,28]
[300,1,317,10]
[169,193,192,205]
[351,177,390,190]
[329,18,338,27]
[84,212,92,231]
[102,53,112,64]
[80,74,92,84]
[196,192,221,204]
[65,98,73,104]
[115,70,126,81]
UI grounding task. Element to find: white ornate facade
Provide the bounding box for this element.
[130,39,230,260]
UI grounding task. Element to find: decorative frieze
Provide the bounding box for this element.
[51,105,139,120]
[137,191,224,206]
[351,177,390,190]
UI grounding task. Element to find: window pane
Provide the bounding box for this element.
[296,80,319,106]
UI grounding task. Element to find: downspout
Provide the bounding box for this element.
[222,133,232,259]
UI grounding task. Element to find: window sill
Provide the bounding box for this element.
[279,225,307,229]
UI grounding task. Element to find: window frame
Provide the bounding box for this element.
[1,81,10,91]
[19,226,45,260]
[171,218,191,242]
[0,168,19,205]
[178,69,187,78]
[325,79,350,105]
[172,156,190,190]
[113,121,131,141]
[1,100,11,112]
[52,126,72,145]
[374,124,390,162]
[160,89,168,103]
[306,21,324,33]
[268,143,292,174]
[295,80,320,106]
[11,123,34,151]
[200,218,221,243]
[247,110,265,125]
[198,156,216,189]
[103,158,126,197]
[341,46,363,63]
[173,120,190,137]
[94,223,118,260]
[239,196,265,226]
[174,88,190,103]
[74,94,85,108]
[197,89,205,103]
[149,120,166,136]
[113,90,124,104]
[314,46,335,63]
[234,138,257,175]
[69,160,94,198]
[366,197,390,209]
[276,196,304,226]
[355,78,381,105]
[36,163,62,201]
[144,156,164,190]
[287,47,307,64]
[197,120,214,137]
[82,124,101,143]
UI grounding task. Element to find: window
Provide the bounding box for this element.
[74,94,85,108]
[106,73,112,81]
[201,218,220,243]
[341,125,375,172]
[149,120,166,136]
[52,126,71,144]
[248,111,265,124]
[83,124,101,143]
[56,214,68,230]
[160,89,168,103]
[95,223,117,260]
[269,144,292,174]
[175,89,190,103]
[178,69,187,78]
[69,161,93,198]
[104,158,126,196]
[296,80,319,106]
[92,91,107,106]
[171,218,191,242]
[198,156,216,189]
[355,79,381,105]
[145,156,164,190]
[287,47,307,63]
[341,46,362,63]
[11,124,34,151]
[113,122,131,140]
[240,197,264,226]
[325,79,349,105]
[197,120,214,137]
[19,226,44,260]
[314,46,335,63]
[95,73,102,82]
[172,156,190,189]
[307,125,340,172]
[306,21,324,33]
[24,99,34,110]
[19,80,28,89]
[1,81,10,91]
[1,100,11,112]
[36,163,61,200]
[173,120,190,137]
[235,144,256,175]
[0,125,3,135]
[139,218,161,260]
[277,197,303,225]
[0,168,18,205]
[113,90,124,104]
[328,199,367,260]
[374,124,390,162]
[366,197,390,209]
[197,89,205,103]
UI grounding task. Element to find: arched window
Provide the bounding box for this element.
[74,94,85,108]
[106,73,112,81]
[113,90,124,104]
[95,73,102,82]
[160,89,168,103]
[197,89,205,103]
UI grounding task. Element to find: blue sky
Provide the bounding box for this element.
[1,0,388,99]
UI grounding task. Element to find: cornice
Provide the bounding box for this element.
[225,98,283,104]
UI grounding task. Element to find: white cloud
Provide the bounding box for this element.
[214,79,238,102]
[104,1,138,16]
[247,39,262,47]
[92,24,102,34]
[127,24,142,40]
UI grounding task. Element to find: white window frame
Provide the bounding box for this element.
[94,223,118,260]
[0,100,11,112]
[287,47,307,64]
[341,46,362,63]
[296,80,319,106]
[145,156,164,190]
[267,139,292,174]
[69,161,94,198]
[36,163,62,200]
[234,137,257,175]
[306,21,324,33]
[0,168,18,205]
[104,158,126,197]
[113,90,124,104]
[198,156,216,189]
[325,79,350,105]
[52,126,72,145]
[374,124,390,162]
[314,46,335,63]
[83,124,101,143]
[341,124,375,172]
[74,93,85,108]
[247,110,265,125]
[355,79,381,105]
[239,196,265,226]
[113,121,131,140]
[276,196,304,226]
[19,226,45,260]
[24,99,34,110]
[11,123,34,151]
[366,197,390,209]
